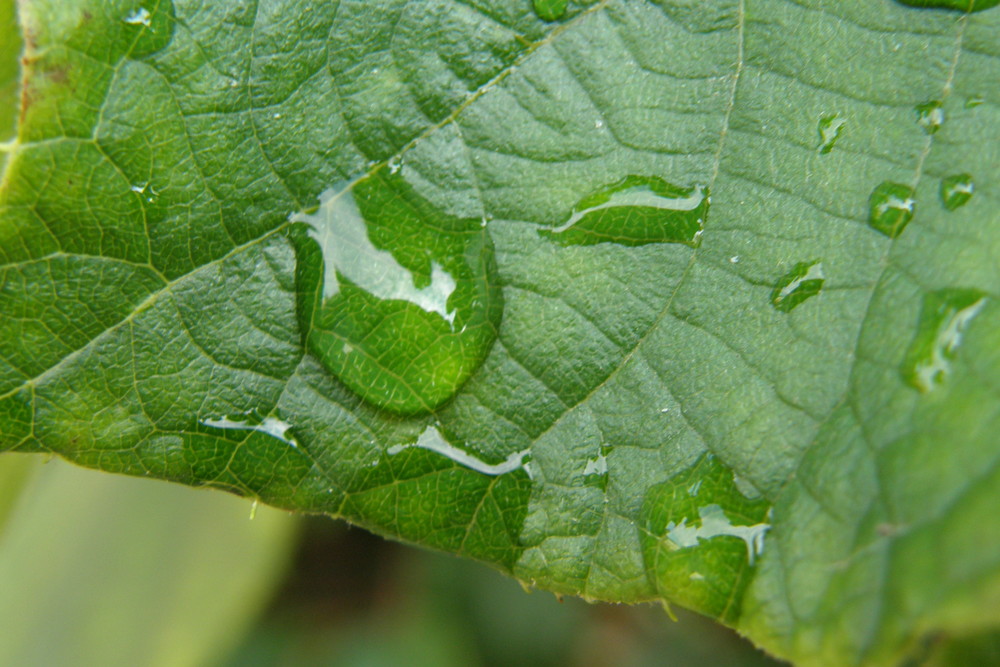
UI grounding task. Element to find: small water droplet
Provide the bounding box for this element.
[540,175,707,248]
[816,114,846,154]
[594,119,605,130]
[915,100,944,135]
[533,0,569,21]
[770,260,824,313]
[965,96,984,109]
[123,7,152,27]
[940,173,974,211]
[292,170,503,415]
[273,112,282,120]
[689,572,705,581]
[902,289,988,393]
[729,255,740,264]
[868,181,915,238]
[387,155,402,175]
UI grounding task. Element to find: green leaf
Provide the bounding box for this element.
[0,455,298,667]
[1,1,998,665]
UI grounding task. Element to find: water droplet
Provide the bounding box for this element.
[965,96,984,109]
[388,426,531,476]
[583,451,609,490]
[729,255,740,264]
[816,114,846,154]
[533,0,569,21]
[123,7,152,27]
[387,155,402,175]
[915,100,944,135]
[540,175,707,248]
[689,572,705,581]
[902,289,988,393]
[273,112,282,120]
[940,173,974,211]
[594,119,605,130]
[770,260,824,313]
[201,412,299,447]
[733,473,763,500]
[868,181,915,238]
[292,169,503,415]
[894,0,999,11]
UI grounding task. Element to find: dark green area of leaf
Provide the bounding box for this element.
[894,0,1000,12]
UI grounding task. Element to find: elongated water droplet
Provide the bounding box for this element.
[388,426,531,477]
[964,95,985,109]
[292,170,503,415]
[915,100,944,134]
[868,181,915,238]
[940,173,974,211]
[817,114,846,154]
[771,260,824,312]
[201,412,299,448]
[894,0,999,11]
[902,289,988,393]
[540,175,707,248]
[533,0,569,21]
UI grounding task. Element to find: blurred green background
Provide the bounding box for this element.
[0,453,787,667]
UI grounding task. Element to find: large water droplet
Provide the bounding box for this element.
[868,181,916,238]
[902,289,988,393]
[533,0,569,21]
[816,114,846,154]
[292,170,503,415]
[894,0,999,11]
[771,260,824,313]
[540,175,707,248]
[915,100,944,134]
[940,173,974,211]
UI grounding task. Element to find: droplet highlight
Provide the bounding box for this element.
[666,504,771,565]
[123,7,152,27]
[940,173,974,211]
[292,169,503,415]
[771,260,824,313]
[915,100,944,134]
[533,0,569,21]
[540,175,707,248]
[902,289,988,393]
[816,114,846,154]
[868,181,915,238]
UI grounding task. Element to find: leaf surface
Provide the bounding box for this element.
[1,1,998,665]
